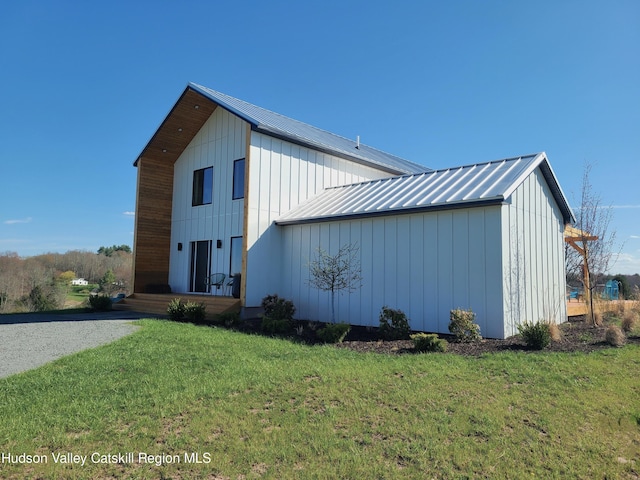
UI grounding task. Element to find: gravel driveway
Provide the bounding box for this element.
[0,311,145,378]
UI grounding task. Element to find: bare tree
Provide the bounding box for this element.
[566,162,619,325]
[308,243,362,323]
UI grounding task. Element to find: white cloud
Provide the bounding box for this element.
[630,235,640,239]
[123,211,135,217]
[3,217,32,225]
[611,205,640,209]
[610,252,640,275]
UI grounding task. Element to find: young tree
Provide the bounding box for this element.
[566,162,619,325]
[308,243,362,323]
[99,269,117,295]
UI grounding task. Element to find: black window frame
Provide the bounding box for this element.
[232,158,245,200]
[192,167,213,207]
[229,236,243,278]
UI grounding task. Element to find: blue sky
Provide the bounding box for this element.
[1,0,638,274]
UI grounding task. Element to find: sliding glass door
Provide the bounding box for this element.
[190,240,212,293]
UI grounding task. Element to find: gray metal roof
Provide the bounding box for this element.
[189,83,429,175]
[276,153,575,225]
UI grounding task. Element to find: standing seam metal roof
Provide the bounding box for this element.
[276,153,576,225]
[189,83,429,175]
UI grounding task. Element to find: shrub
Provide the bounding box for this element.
[593,310,604,326]
[548,322,562,342]
[167,298,185,321]
[621,311,637,333]
[518,320,551,350]
[605,325,626,347]
[88,295,112,311]
[183,302,206,323]
[261,316,291,334]
[317,323,351,343]
[411,333,448,353]
[261,294,296,322]
[448,309,481,342]
[379,306,411,340]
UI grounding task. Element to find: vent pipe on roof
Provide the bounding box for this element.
[356,135,360,149]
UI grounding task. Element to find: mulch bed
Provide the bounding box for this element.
[234,316,639,356]
[336,316,640,356]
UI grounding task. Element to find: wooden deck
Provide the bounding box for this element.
[112,293,241,319]
[566,299,633,318]
[567,301,588,317]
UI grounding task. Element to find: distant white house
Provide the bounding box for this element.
[71,278,89,286]
[131,83,576,338]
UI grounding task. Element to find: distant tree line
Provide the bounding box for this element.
[97,244,131,257]
[0,246,132,313]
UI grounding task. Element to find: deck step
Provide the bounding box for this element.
[113,293,240,319]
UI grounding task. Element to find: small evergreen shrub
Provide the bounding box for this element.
[88,295,112,311]
[261,294,296,322]
[167,298,185,321]
[379,306,411,340]
[261,316,291,334]
[449,309,481,342]
[183,302,206,323]
[518,320,551,350]
[605,325,626,347]
[411,333,448,353]
[317,323,351,343]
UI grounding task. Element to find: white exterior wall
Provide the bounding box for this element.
[278,206,506,338]
[245,131,395,306]
[169,108,247,293]
[501,168,567,336]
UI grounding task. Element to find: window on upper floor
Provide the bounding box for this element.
[192,167,213,206]
[232,158,245,200]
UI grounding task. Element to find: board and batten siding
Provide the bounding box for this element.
[168,107,247,292]
[501,167,567,336]
[278,206,506,338]
[244,131,396,306]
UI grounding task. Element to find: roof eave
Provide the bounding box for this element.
[275,197,505,226]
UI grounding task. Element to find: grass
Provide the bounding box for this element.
[1,320,639,479]
[65,285,99,308]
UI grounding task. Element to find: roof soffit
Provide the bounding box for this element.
[134,88,218,166]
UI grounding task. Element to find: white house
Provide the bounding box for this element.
[132,83,575,338]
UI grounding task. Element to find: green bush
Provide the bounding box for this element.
[411,333,448,352]
[518,320,551,349]
[379,306,411,340]
[261,316,291,334]
[183,302,206,323]
[167,298,185,321]
[88,295,113,311]
[449,308,481,342]
[317,323,351,343]
[261,294,296,322]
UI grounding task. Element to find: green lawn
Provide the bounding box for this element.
[1,320,638,479]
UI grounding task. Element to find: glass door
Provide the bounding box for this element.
[190,240,212,293]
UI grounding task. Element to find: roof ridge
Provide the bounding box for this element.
[189,82,428,174]
[323,153,543,191]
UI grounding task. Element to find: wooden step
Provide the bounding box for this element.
[113,293,240,319]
